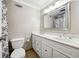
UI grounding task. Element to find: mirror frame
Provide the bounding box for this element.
[40,1,71,31]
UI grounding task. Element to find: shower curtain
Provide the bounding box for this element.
[1,0,9,58]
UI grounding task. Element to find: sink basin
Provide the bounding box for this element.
[41,33,79,47]
[55,37,79,46]
[70,38,79,45]
[42,34,59,38]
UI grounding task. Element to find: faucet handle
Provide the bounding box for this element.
[59,35,62,38]
[63,33,65,36]
[68,37,72,39]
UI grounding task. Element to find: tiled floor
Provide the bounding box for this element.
[25,48,39,58]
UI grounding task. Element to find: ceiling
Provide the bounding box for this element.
[13,0,59,10]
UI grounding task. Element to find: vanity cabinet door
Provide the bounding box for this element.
[53,49,67,58]
[32,35,42,57]
[41,43,53,58]
[36,40,41,56]
[35,36,42,56]
[32,35,36,51]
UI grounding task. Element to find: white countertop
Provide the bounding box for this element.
[32,32,79,49]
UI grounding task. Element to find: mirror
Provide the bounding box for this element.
[43,2,71,31]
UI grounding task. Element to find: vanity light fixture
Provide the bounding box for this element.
[44,6,54,14]
[43,0,72,14]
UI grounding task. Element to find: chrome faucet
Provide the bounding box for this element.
[59,33,66,38]
[62,33,72,39]
[63,33,65,37]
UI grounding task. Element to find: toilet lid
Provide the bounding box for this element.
[11,48,25,58]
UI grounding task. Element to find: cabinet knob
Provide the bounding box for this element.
[37,50,39,52]
[45,49,47,52]
[37,44,38,45]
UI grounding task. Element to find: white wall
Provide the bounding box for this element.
[7,0,40,50]
[70,0,79,34]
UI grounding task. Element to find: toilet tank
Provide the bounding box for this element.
[11,38,24,49]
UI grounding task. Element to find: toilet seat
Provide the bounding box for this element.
[11,48,25,58]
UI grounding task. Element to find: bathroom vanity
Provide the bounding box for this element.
[32,32,79,58]
[35,0,79,58]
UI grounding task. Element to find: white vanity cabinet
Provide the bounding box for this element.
[41,42,53,58]
[45,38,79,58]
[35,38,41,56]
[32,35,42,56]
[32,35,36,51]
[41,36,68,58]
[32,34,79,58]
[53,49,67,58]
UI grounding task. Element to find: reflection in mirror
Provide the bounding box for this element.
[43,2,71,31]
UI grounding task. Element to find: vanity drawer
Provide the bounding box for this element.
[41,43,53,58]
[32,35,37,40]
[32,35,41,41]
[42,38,79,58]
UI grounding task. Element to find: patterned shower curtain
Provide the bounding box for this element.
[1,0,9,58]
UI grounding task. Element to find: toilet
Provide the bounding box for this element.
[10,38,26,58]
